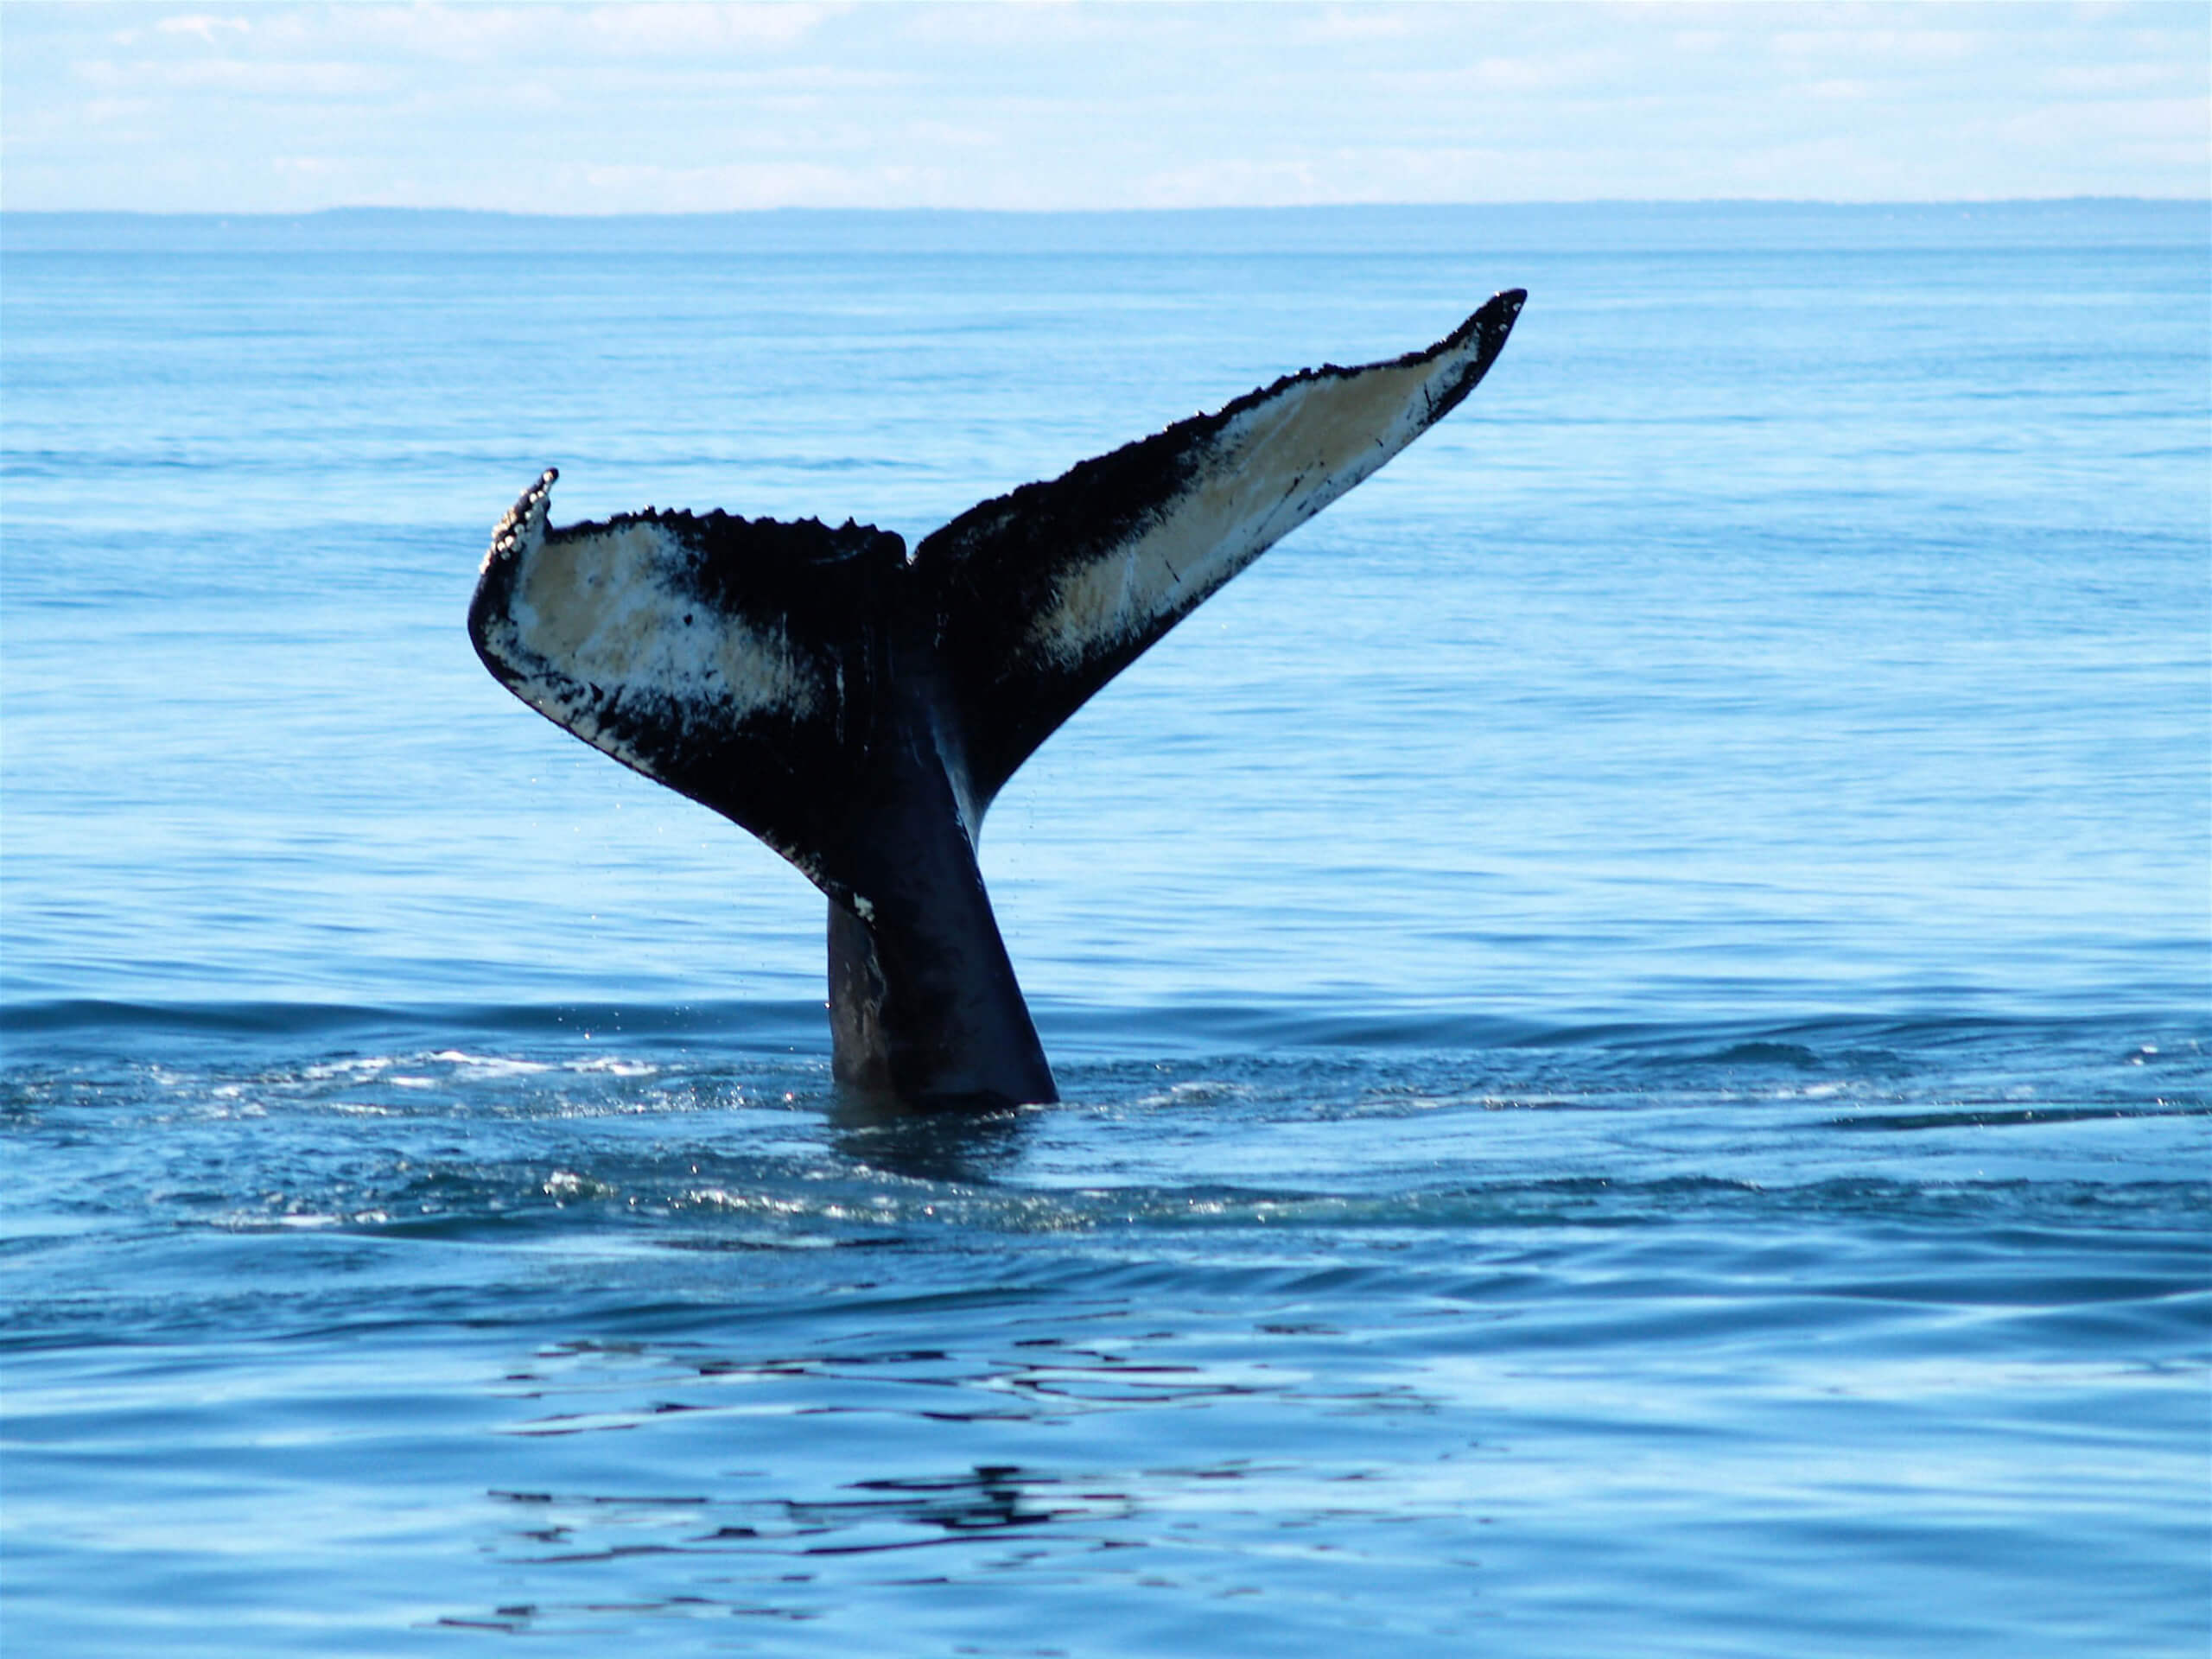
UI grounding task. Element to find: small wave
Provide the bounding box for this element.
[1827,1103,2210,1133]
[0,1000,830,1094]
[9,995,2201,1061]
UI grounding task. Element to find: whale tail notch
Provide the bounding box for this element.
[469,289,1526,1106]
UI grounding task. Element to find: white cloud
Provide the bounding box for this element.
[155,14,250,45]
[307,3,837,60]
[79,96,160,131]
[578,3,837,54]
[567,156,947,211]
[1770,25,1980,64]
[1292,7,1416,43]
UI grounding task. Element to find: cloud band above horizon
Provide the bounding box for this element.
[3,3,2206,213]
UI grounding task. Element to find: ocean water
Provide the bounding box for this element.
[2,202,2206,1654]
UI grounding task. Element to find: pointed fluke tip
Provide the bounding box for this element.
[1414,289,1525,374]
[1466,287,1526,345]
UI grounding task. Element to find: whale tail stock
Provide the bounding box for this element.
[469,289,1525,1109]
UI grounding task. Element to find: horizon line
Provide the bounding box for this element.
[5,196,2207,220]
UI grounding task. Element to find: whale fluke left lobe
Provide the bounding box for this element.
[470,471,918,906]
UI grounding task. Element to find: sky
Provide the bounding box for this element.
[2,3,2206,213]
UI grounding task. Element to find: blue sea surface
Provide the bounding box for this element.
[3,202,2207,1654]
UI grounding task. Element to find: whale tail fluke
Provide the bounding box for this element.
[468,290,1526,1105]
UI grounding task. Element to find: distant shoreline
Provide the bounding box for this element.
[6,198,2205,255]
[7,196,2204,218]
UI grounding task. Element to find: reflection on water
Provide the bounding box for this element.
[3,1020,2204,1656]
[830,1095,1036,1186]
[454,1313,1486,1642]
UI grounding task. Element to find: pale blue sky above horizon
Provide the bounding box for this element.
[3,3,2206,213]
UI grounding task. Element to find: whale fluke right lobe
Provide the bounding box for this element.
[916,289,1526,806]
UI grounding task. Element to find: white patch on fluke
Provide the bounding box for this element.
[487,509,821,766]
[1030,345,1472,668]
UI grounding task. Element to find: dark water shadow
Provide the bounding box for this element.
[826,1088,1035,1185]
